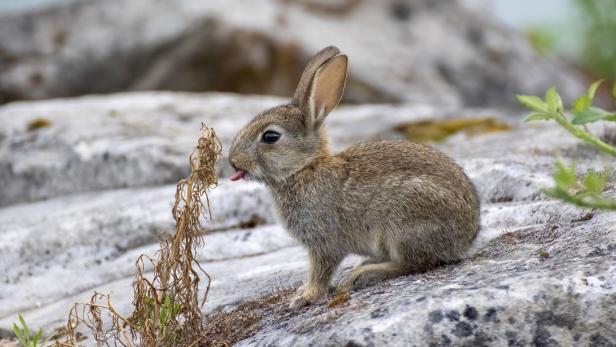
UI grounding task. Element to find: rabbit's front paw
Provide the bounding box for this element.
[289,284,325,309]
[294,283,307,295]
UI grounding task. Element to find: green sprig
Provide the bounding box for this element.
[518,81,616,210]
[12,314,43,347]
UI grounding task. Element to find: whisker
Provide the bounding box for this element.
[257,168,274,188]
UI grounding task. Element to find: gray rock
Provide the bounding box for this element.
[0,0,583,106]
[0,180,278,322]
[0,92,514,206]
[0,92,614,346]
[0,231,303,334]
[3,91,612,207]
[0,93,281,206]
[240,211,616,347]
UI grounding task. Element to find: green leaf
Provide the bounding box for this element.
[612,82,616,100]
[524,113,551,122]
[160,309,167,327]
[587,79,604,100]
[12,322,20,334]
[13,322,27,346]
[572,106,616,124]
[573,80,604,112]
[573,95,591,112]
[545,86,563,113]
[144,295,154,307]
[19,314,29,338]
[583,170,608,194]
[554,159,577,189]
[164,295,172,311]
[517,95,548,112]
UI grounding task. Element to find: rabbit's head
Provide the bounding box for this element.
[229,46,348,183]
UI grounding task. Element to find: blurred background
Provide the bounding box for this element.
[0,0,614,107]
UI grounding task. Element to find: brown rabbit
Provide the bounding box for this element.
[228,46,480,309]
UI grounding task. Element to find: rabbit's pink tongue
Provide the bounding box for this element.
[230,170,246,181]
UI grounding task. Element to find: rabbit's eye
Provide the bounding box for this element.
[262,130,281,144]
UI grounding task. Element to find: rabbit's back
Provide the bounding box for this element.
[340,140,469,182]
[335,140,480,264]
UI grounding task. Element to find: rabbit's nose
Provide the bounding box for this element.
[229,157,237,170]
[229,154,239,170]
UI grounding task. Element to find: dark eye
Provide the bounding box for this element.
[261,130,281,144]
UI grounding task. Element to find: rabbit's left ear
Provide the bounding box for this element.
[305,54,348,129]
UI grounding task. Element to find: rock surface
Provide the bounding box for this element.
[0,92,615,346]
[0,92,495,206]
[242,217,616,347]
[0,0,583,107]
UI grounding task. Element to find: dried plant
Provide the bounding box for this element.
[57,124,222,347]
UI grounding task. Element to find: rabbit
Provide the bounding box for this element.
[228,46,480,309]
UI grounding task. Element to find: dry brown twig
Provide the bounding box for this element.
[57,124,222,347]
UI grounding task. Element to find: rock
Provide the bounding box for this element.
[239,211,616,347]
[0,180,279,322]
[0,92,614,346]
[0,0,583,106]
[1,176,284,325]
[0,93,281,206]
[0,92,511,206]
[0,339,18,347]
[3,91,612,207]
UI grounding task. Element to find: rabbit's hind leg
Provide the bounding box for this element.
[337,261,409,292]
[354,256,386,268]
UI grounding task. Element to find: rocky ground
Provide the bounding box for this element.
[0,92,614,346]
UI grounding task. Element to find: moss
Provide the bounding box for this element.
[26,118,52,131]
[396,117,511,143]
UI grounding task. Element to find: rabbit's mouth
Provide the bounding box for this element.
[230,169,246,181]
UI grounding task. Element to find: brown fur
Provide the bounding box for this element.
[229,46,480,309]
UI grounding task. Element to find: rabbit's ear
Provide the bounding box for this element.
[305,53,347,128]
[292,46,341,108]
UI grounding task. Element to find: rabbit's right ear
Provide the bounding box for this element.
[292,46,347,129]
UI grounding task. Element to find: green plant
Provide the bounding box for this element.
[158,294,181,338]
[547,159,615,209]
[12,314,43,347]
[525,1,616,79]
[518,80,616,210]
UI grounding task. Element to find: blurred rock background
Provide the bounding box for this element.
[0,0,615,346]
[0,0,590,106]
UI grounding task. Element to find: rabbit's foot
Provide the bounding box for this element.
[289,284,326,309]
[338,261,405,292]
[294,283,307,294]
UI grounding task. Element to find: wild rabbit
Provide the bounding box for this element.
[229,46,480,309]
